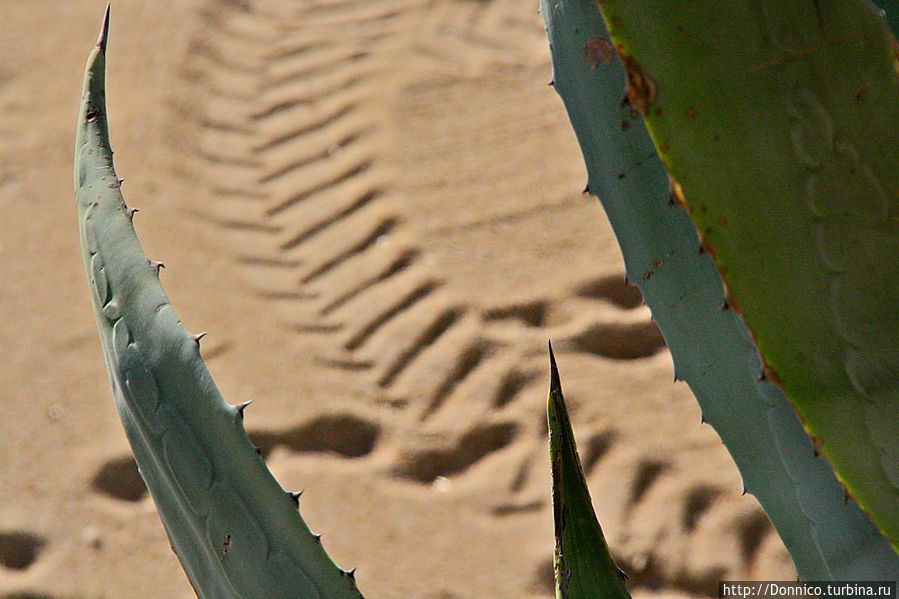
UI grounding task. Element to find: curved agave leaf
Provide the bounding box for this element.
[595,0,899,550]
[541,0,899,577]
[548,345,631,599]
[74,7,363,598]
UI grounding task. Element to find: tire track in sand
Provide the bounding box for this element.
[172,0,791,594]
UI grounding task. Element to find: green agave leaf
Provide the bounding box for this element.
[548,345,631,599]
[541,0,899,577]
[595,0,899,550]
[74,7,363,598]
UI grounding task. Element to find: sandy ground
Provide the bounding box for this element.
[0,1,796,597]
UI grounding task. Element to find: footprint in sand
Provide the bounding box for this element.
[0,531,47,572]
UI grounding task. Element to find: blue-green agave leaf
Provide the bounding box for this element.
[74,7,364,597]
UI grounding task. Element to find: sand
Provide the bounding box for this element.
[0,1,796,597]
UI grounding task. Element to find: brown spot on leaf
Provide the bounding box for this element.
[642,250,675,281]
[619,49,657,114]
[763,363,783,386]
[584,35,615,70]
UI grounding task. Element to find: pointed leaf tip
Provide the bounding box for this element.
[548,340,562,398]
[546,348,631,599]
[97,3,110,53]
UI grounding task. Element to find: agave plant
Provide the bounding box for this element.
[74,2,899,598]
[541,0,899,590]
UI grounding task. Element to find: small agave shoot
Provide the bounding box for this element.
[547,344,631,599]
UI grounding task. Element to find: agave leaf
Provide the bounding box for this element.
[548,345,631,599]
[595,0,899,550]
[74,7,363,597]
[541,0,899,577]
